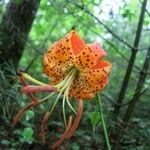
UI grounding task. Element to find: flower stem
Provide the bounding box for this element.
[97,94,111,150]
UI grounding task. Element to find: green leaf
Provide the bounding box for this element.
[71,143,80,150]
[25,110,35,121]
[22,127,34,144]
[88,112,101,132]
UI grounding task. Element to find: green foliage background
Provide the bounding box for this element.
[0,0,150,149]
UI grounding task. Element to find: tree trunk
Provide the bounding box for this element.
[0,0,40,67]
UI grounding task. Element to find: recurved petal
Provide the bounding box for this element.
[43,31,85,78]
[70,60,112,99]
[71,30,85,56]
[85,60,112,84]
[74,43,107,70]
[88,42,107,58]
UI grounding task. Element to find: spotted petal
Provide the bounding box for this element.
[74,42,107,70]
[44,31,85,81]
[70,60,112,99]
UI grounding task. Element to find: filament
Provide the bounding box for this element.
[62,94,67,126]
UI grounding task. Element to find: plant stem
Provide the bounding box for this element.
[97,94,111,150]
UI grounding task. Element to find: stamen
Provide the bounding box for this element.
[65,79,77,114]
[66,100,83,139]
[21,72,47,86]
[22,85,56,93]
[57,68,77,92]
[62,94,67,126]
[50,92,62,114]
[52,116,73,149]
[63,75,77,114]
[41,111,51,144]
[59,68,77,125]
[66,94,77,115]
[49,68,77,124]
[41,93,55,102]
[18,75,38,102]
[55,68,75,89]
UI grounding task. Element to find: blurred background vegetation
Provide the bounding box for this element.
[0,0,150,150]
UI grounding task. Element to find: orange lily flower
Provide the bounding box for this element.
[13,30,111,149]
[44,31,111,99]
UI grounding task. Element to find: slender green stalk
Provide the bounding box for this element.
[97,94,111,150]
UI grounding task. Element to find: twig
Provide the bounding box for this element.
[113,0,147,118]
[25,54,38,72]
[102,88,148,107]
[120,88,148,107]
[69,12,150,76]
[70,2,134,50]
[139,0,150,17]
[113,47,150,150]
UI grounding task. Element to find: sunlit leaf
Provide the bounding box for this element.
[88,112,101,132]
[22,127,34,144]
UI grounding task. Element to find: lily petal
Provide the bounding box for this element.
[71,31,85,55]
[74,43,106,70]
[88,42,107,58]
[85,60,112,85]
[70,60,112,99]
[44,31,85,80]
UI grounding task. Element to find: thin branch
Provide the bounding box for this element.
[119,88,148,107]
[102,88,148,107]
[70,1,134,50]
[113,46,150,150]
[123,47,150,122]
[69,12,150,76]
[113,0,147,118]
[25,54,38,72]
[139,0,150,17]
